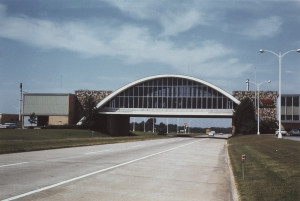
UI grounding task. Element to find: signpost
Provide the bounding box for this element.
[184,123,188,134]
[241,154,246,180]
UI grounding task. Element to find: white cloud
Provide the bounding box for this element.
[102,0,162,19]
[243,16,282,38]
[103,0,285,39]
[102,0,206,36]
[224,16,282,39]
[160,9,204,36]
[0,14,107,55]
[0,3,250,79]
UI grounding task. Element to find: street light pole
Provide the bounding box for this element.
[153,117,155,133]
[254,67,257,117]
[144,118,146,132]
[133,117,135,132]
[167,118,169,134]
[250,80,271,135]
[259,49,300,138]
[19,83,23,123]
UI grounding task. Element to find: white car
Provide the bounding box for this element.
[208,131,215,136]
[275,129,288,136]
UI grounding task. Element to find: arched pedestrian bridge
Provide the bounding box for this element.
[95,75,240,135]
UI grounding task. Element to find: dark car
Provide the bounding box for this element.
[289,129,300,136]
[157,128,167,135]
[0,123,17,129]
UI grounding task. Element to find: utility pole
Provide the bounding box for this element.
[167,118,169,134]
[133,117,135,132]
[152,117,155,133]
[19,83,23,127]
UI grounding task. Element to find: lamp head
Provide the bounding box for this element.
[297,49,300,53]
[259,49,264,53]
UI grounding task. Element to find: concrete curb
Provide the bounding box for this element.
[226,141,240,201]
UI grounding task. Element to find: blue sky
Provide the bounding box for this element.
[0,0,300,126]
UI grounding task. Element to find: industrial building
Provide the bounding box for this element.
[22,90,112,127]
[23,93,77,126]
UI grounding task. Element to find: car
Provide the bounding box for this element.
[157,128,167,135]
[208,131,214,136]
[289,129,300,136]
[0,123,18,129]
[275,129,288,136]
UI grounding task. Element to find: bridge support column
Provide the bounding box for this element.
[232,125,236,135]
[107,115,130,136]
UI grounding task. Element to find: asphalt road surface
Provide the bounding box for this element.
[1,138,236,201]
[283,136,300,141]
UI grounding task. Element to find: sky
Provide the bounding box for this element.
[0,0,300,127]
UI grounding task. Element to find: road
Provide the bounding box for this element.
[0,138,236,201]
[283,136,300,141]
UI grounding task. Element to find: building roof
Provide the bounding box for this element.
[24,93,74,96]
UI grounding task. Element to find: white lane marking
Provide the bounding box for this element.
[84,150,110,155]
[46,155,84,162]
[131,145,143,148]
[2,139,206,201]
[0,162,29,168]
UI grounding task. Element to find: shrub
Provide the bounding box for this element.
[260,120,278,134]
[233,97,257,134]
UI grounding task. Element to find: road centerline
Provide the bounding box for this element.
[84,150,110,155]
[130,145,143,148]
[0,162,29,168]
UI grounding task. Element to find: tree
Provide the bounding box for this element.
[157,122,167,134]
[261,120,278,134]
[233,97,257,134]
[28,112,37,126]
[81,96,100,129]
[145,118,156,132]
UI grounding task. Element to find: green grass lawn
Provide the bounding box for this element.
[0,129,170,154]
[228,135,300,201]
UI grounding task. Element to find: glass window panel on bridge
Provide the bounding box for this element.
[103,77,235,110]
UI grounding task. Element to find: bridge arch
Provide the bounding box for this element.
[97,74,240,117]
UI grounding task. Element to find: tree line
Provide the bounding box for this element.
[130,119,232,134]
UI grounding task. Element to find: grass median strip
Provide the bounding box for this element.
[228,135,299,201]
[0,129,170,154]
